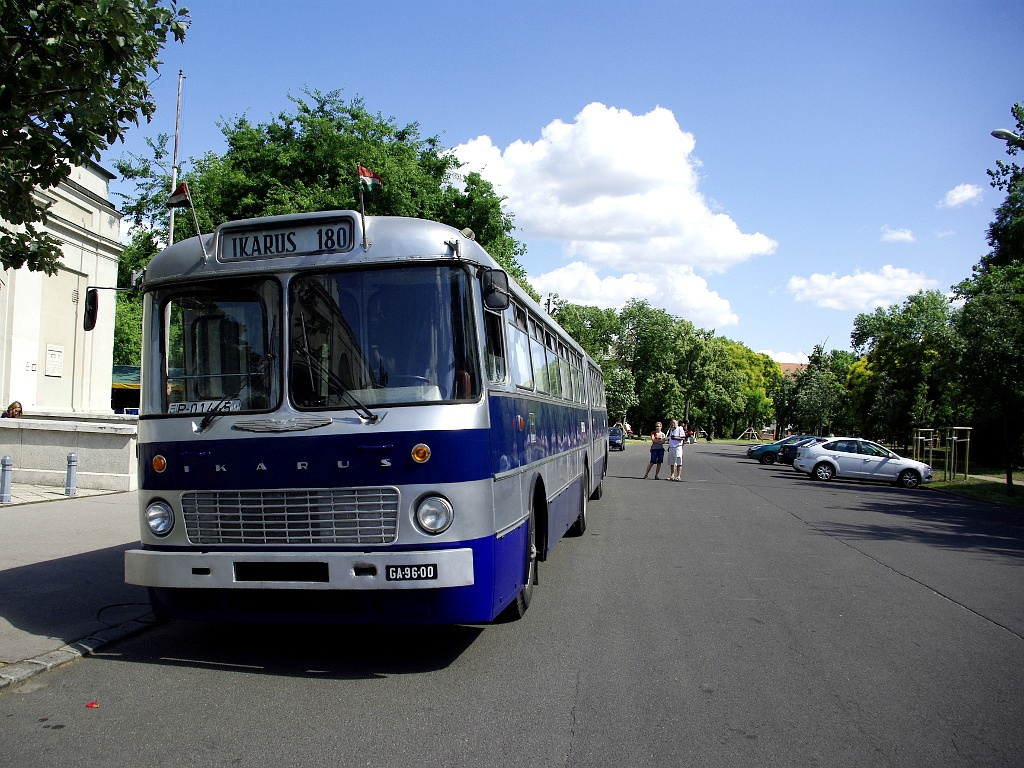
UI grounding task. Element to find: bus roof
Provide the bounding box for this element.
[142,211,602,371]
[143,213,500,287]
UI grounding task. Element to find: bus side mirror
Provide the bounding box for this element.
[481,269,510,311]
[83,288,99,331]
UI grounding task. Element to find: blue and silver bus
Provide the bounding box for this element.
[117,212,608,623]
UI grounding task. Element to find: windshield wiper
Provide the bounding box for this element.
[296,313,379,423]
[196,354,274,432]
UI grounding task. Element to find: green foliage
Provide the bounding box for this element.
[0,0,188,273]
[549,297,770,437]
[111,230,158,364]
[113,133,175,241]
[952,262,1024,492]
[983,103,1024,272]
[603,365,638,425]
[792,347,846,435]
[168,90,534,296]
[850,290,954,443]
[551,301,620,363]
[113,292,144,366]
[637,371,686,427]
[617,299,676,385]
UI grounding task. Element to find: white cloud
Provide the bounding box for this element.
[938,183,982,208]
[786,265,938,311]
[758,349,810,364]
[880,225,915,243]
[452,103,777,275]
[529,261,739,329]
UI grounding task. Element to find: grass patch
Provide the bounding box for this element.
[928,478,1024,509]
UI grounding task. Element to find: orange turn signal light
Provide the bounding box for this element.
[152,455,168,473]
[411,443,431,464]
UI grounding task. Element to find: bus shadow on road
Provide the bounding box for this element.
[101,620,485,680]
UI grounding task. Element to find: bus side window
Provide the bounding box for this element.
[507,304,534,389]
[484,310,506,383]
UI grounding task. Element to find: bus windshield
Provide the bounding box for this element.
[289,265,480,408]
[154,278,281,416]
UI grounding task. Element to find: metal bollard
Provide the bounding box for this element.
[65,452,78,497]
[1,456,11,503]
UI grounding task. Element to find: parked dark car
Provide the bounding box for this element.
[779,436,828,465]
[746,434,814,465]
[609,427,625,450]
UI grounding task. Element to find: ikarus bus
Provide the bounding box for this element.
[106,212,608,623]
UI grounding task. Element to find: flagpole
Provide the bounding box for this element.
[357,163,368,251]
[168,70,184,246]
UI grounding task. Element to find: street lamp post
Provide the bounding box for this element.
[991,128,1024,149]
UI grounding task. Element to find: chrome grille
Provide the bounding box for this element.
[181,488,400,545]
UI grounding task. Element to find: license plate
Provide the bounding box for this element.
[386,564,438,581]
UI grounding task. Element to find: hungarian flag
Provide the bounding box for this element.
[358,165,383,191]
[167,182,191,208]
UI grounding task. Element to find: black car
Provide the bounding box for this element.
[609,427,625,450]
[779,436,827,465]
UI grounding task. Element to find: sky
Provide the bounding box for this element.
[99,0,1024,363]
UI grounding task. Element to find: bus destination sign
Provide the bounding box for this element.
[219,217,355,261]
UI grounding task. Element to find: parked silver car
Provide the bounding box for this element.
[793,437,933,488]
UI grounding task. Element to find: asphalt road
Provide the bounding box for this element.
[2,442,1022,767]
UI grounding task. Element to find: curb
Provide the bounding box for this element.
[0,614,158,692]
[0,489,124,507]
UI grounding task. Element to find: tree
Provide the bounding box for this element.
[982,103,1024,272]
[769,372,799,439]
[792,347,845,436]
[617,299,676,383]
[685,337,745,438]
[720,339,778,435]
[637,371,685,430]
[949,109,1024,495]
[604,364,638,426]
[170,90,534,294]
[551,301,620,363]
[953,263,1024,494]
[0,0,188,273]
[850,290,953,444]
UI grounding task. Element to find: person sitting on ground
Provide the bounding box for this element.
[2,401,22,418]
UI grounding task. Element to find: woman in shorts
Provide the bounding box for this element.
[643,422,666,479]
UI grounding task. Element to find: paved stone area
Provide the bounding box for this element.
[0,488,151,691]
[0,482,119,505]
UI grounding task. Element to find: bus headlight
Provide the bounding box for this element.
[415,496,453,534]
[146,499,175,537]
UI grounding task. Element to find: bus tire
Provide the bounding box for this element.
[568,468,589,536]
[590,479,603,500]
[500,508,537,621]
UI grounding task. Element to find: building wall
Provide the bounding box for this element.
[0,163,122,415]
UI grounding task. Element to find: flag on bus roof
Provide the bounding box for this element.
[167,182,191,208]
[358,165,383,192]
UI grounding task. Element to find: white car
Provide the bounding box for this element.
[793,437,933,489]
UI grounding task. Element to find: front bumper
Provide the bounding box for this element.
[125,547,475,591]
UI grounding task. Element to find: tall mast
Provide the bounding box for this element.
[168,70,185,246]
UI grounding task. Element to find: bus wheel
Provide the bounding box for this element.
[500,509,536,621]
[589,475,603,500]
[568,468,589,536]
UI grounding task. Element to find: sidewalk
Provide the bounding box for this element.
[0,487,155,691]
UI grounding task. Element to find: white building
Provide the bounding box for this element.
[0,163,138,491]
[0,162,122,415]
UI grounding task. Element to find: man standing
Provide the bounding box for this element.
[667,419,686,481]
